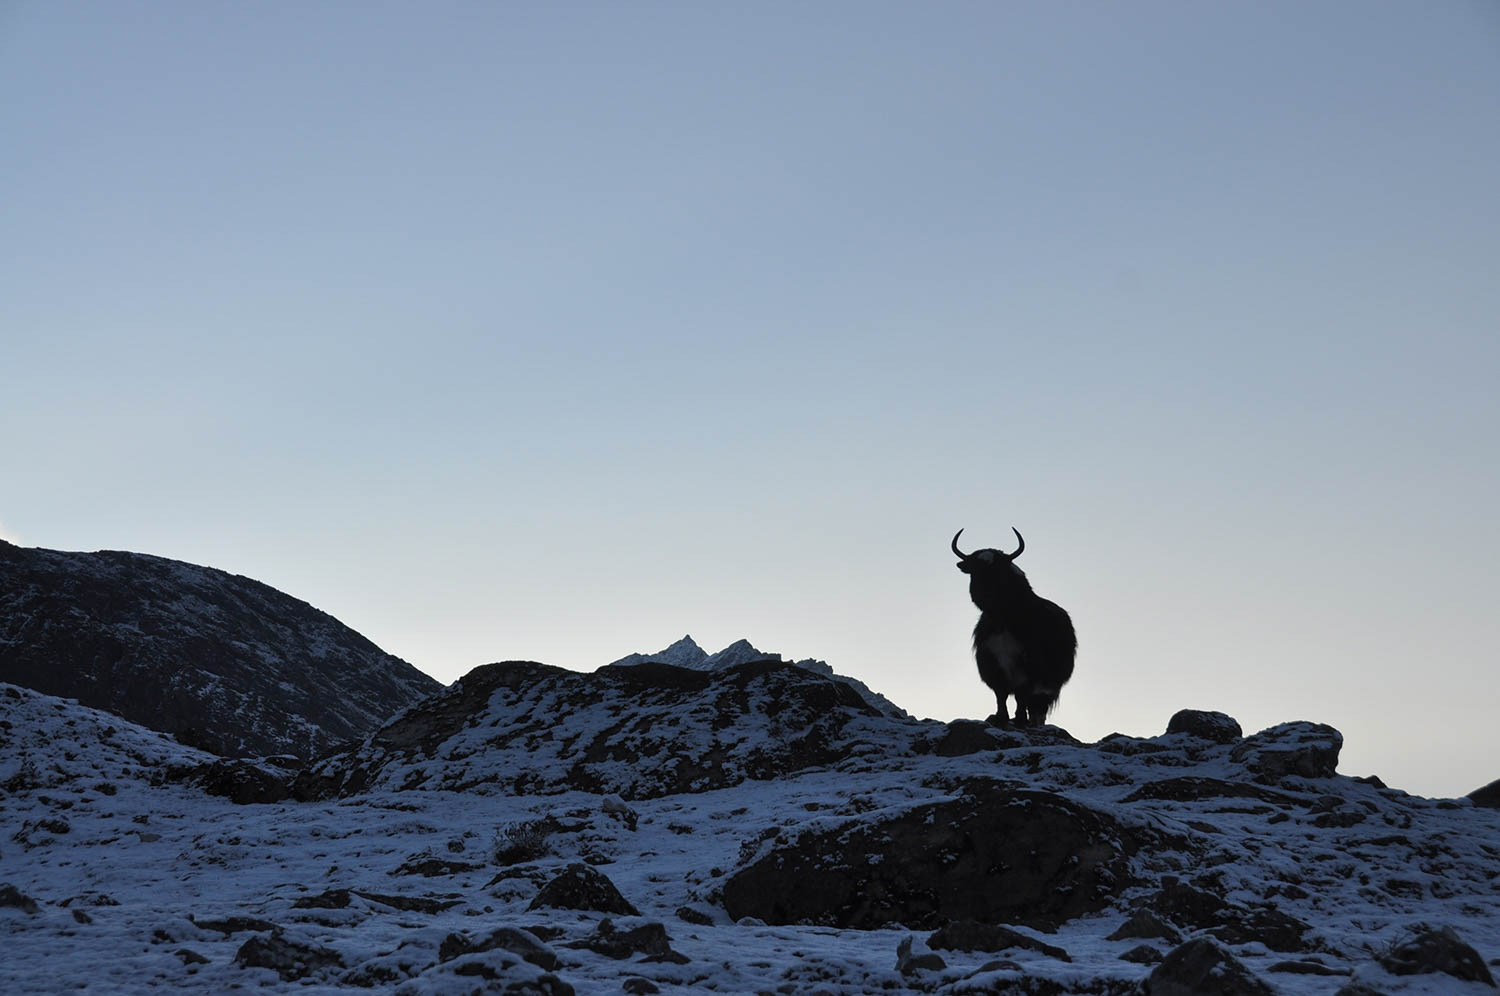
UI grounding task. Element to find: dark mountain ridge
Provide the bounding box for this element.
[0,539,439,758]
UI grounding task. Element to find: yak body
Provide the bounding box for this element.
[955,530,1076,728]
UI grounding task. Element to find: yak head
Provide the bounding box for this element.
[952,527,1034,610]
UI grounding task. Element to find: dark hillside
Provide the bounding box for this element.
[0,540,440,758]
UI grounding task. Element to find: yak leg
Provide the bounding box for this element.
[987,691,1011,728]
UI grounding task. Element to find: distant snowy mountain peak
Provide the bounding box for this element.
[606,635,909,719]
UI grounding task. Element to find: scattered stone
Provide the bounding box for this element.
[896,936,947,975]
[1107,911,1182,945]
[564,919,689,963]
[1148,937,1274,995]
[1378,925,1495,987]
[190,915,278,935]
[529,863,639,916]
[354,890,461,914]
[439,926,560,970]
[391,857,484,878]
[0,884,40,914]
[1269,959,1350,976]
[1334,984,1391,996]
[292,888,352,909]
[72,909,92,924]
[927,921,1072,961]
[174,948,209,966]
[1145,879,1312,953]
[675,905,714,926]
[234,931,343,981]
[623,978,660,995]
[1121,944,1163,964]
[1166,710,1242,744]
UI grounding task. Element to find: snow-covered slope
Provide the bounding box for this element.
[0,540,440,758]
[4,675,1498,994]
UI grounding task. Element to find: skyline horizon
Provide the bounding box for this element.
[5,1,1497,801]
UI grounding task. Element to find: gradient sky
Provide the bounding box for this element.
[4,2,1498,798]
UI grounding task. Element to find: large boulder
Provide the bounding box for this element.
[1378,925,1495,987]
[1230,722,1342,781]
[1147,938,1274,995]
[721,782,1141,930]
[1165,710,1242,744]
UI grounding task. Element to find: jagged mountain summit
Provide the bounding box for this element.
[0,540,440,759]
[607,634,908,719]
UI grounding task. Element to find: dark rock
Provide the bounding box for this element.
[928,720,1003,756]
[1334,985,1391,996]
[392,858,484,878]
[192,915,279,935]
[722,783,1141,931]
[72,909,92,924]
[1148,938,1274,995]
[1122,777,1304,806]
[1468,778,1500,809]
[1145,881,1312,953]
[440,926,560,970]
[352,890,461,914]
[292,888,352,909]
[529,864,639,916]
[895,936,947,975]
[564,919,688,963]
[623,979,660,995]
[179,759,291,804]
[1268,959,1350,976]
[1378,925,1495,987]
[676,905,714,926]
[234,931,343,981]
[1121,945,1163,964]
[174,948,209,966]
[0,884,40,914]
[1229,722,1342,781]
[1166,710,1242,744]
[1107,911,1182,945]
[0,541,438,759]
[927,921,1071,961]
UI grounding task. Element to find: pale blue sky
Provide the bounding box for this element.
[4,2,1498,797]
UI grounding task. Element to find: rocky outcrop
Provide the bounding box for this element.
[297,657,905,801]
[0,541,438,758]
[721,781,1145,930]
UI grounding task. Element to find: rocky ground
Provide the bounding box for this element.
[3,660,1498,994]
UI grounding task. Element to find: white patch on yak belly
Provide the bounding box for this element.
[982,632,1026,687]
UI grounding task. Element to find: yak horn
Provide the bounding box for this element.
[951,529,969,560]
[1004,527,1025,560]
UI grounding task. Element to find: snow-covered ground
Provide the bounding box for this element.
[3,676,1498,994]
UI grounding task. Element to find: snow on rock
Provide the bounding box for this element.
[608,634,910,718]
[4,669,1500,993]
[0,540,440,759]
[293,658,906,800]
